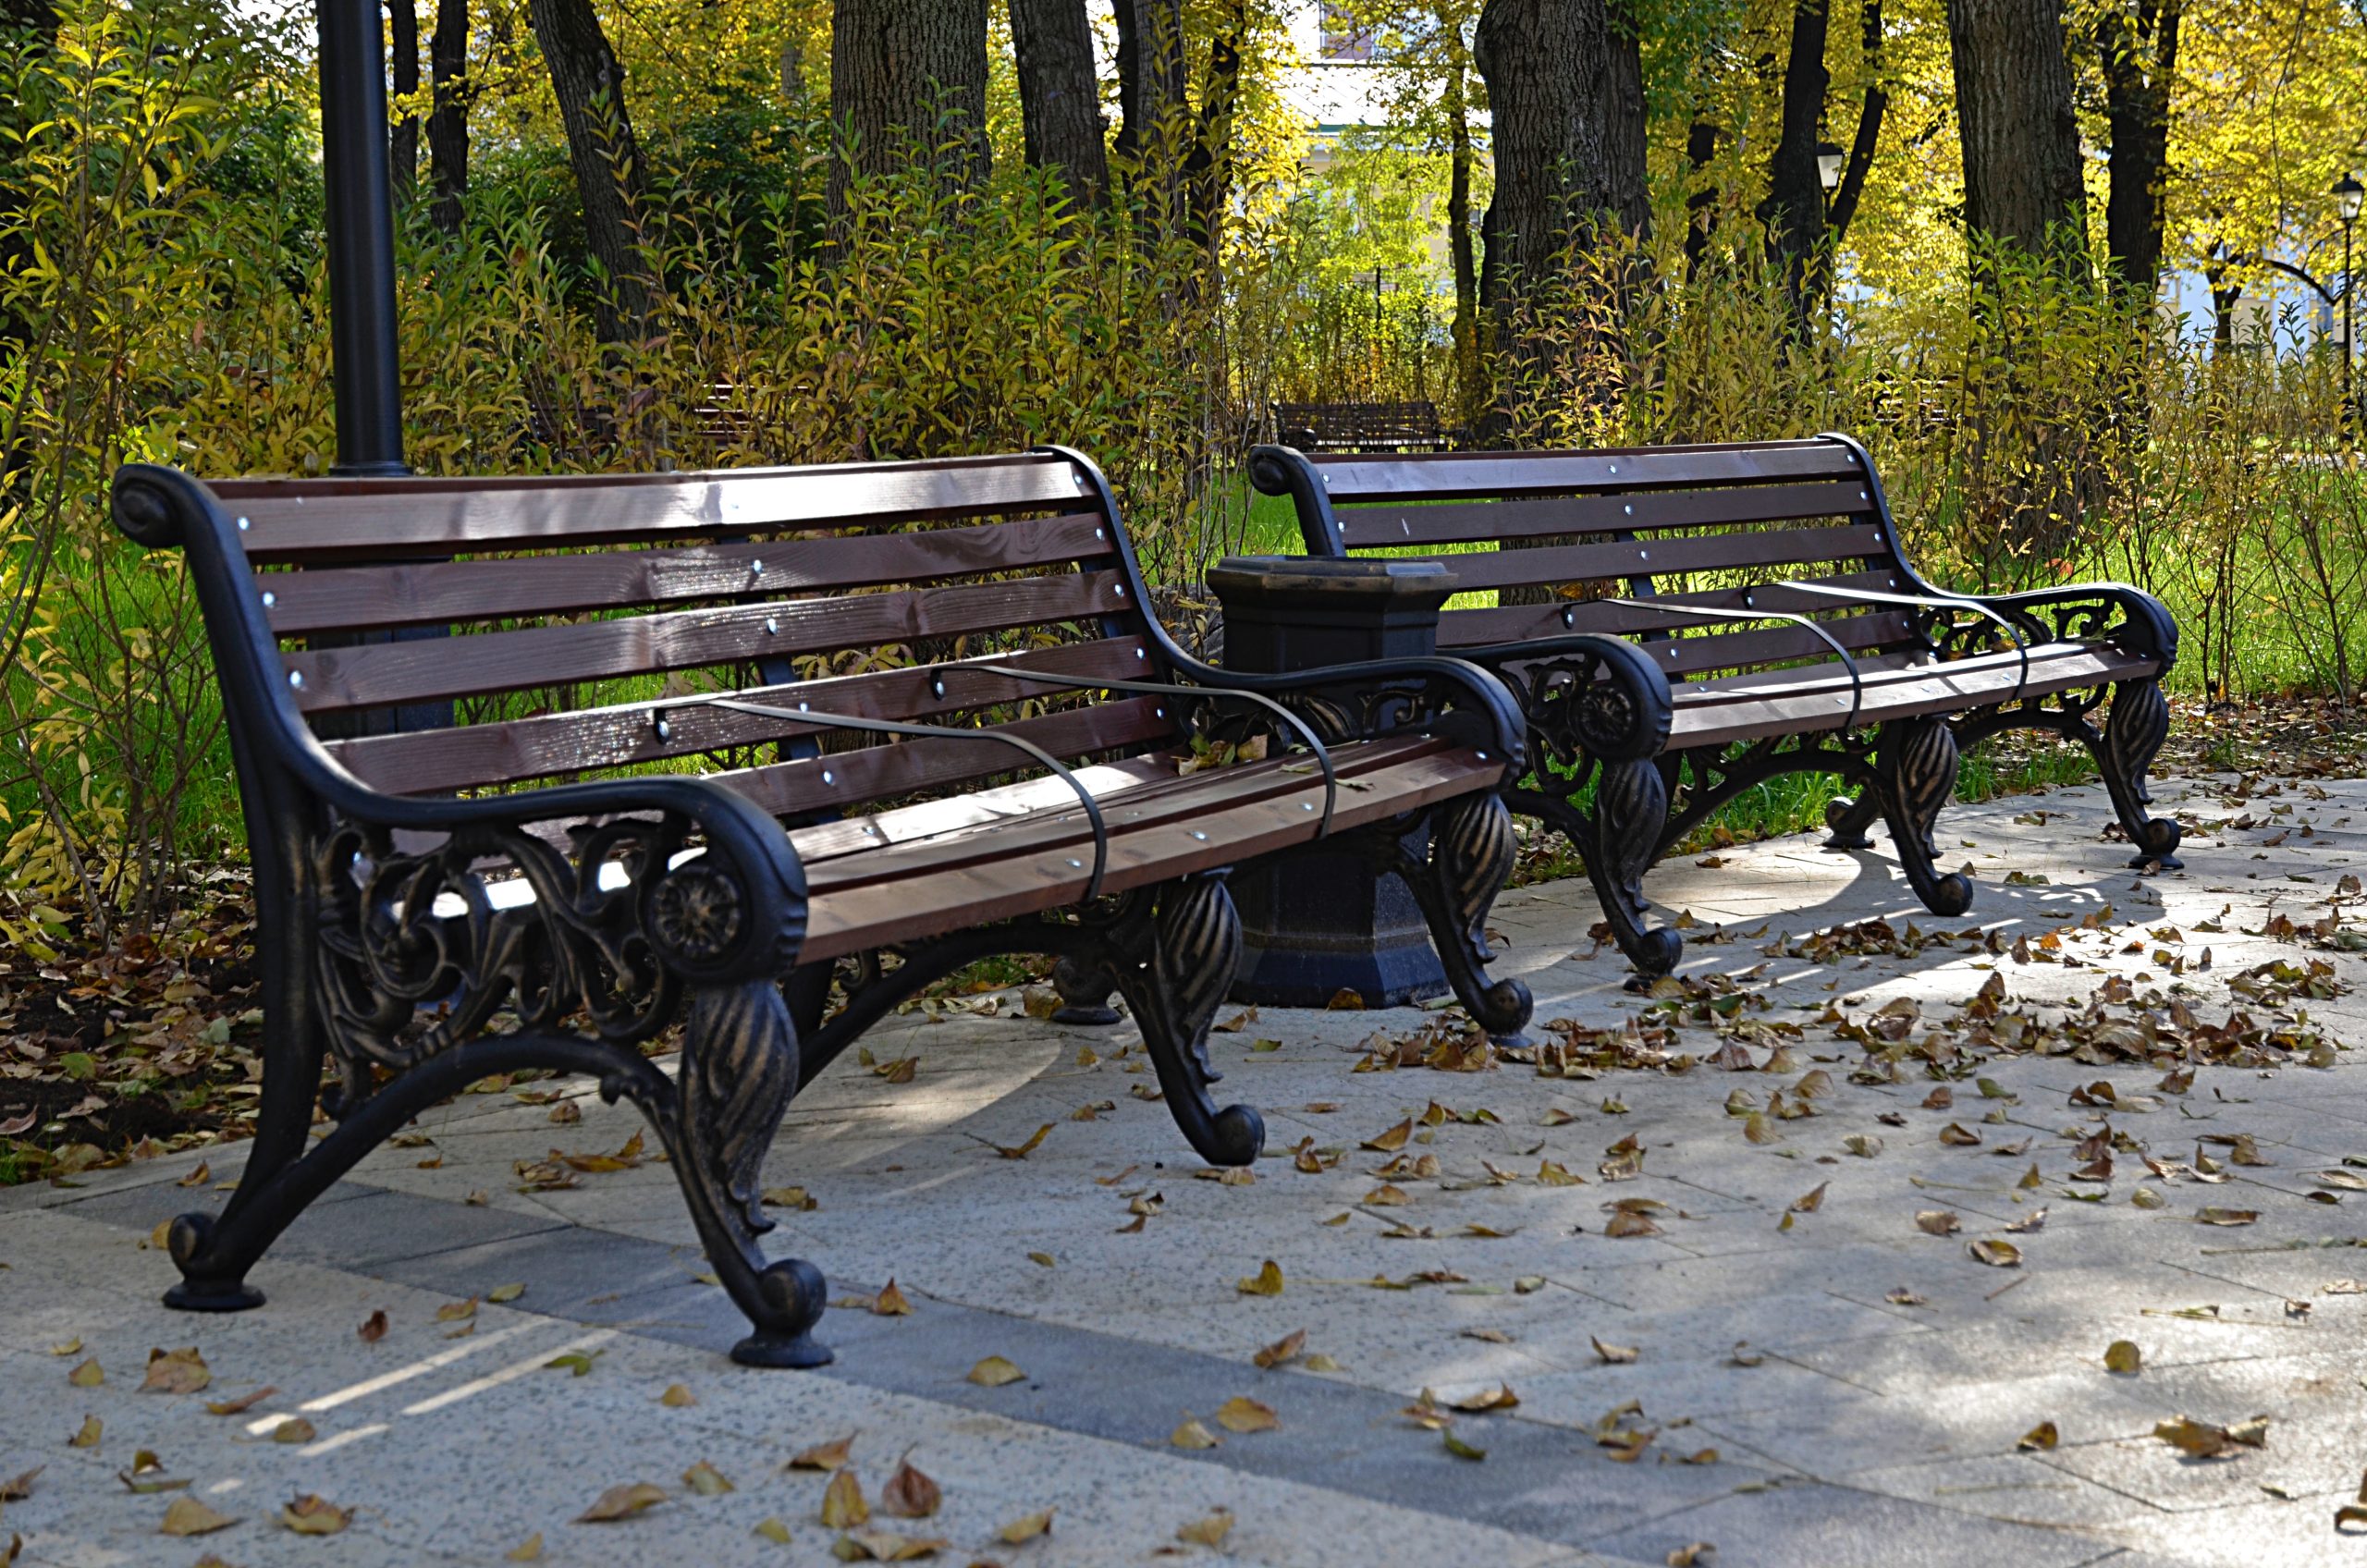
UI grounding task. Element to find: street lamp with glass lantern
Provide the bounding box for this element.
[2336,173,2363,430]
[1815,142,1846,327]
[1816,141,1846,200]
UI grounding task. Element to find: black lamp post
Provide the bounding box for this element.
[2336,174,2363,433]
[1815,141,1845,325]
[317,0,408,476]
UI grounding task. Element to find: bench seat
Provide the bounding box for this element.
[1252,433,2182,977]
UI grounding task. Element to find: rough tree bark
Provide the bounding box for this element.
[1684,117,1721,277]
[1944,0,2086,265]
[2096,0,2181,300]
[1762,0,1831,319]
[1474,0,1649,321]
[830,0,989,207]
[1113,0,1188,237]
[1009,0,1109,206]
[1824,0,1886,248]
[427,0,469,235]
[1446,43,1481,422]
[529,0,650,341]
[389,0,419,203]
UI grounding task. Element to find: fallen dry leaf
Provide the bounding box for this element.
[1968,1238,2022,1268]
[270,1416,315,1444]
[1363,1120,1412,1152]
[1176,1510,1234,1547]
[203,1386,276,1415]
[67,1358,102,1388]
[67,1415,100,1448]
[1449,1382,1520,1412]
[0,1470,37,1503]
[2196,1207,2260,1227]
[506,1532,545,1560]
[830,1526,948,1561]
[1237,1259,1285,1296]
[966,1355,1025,1387]
[487,1282,526,1303]
[660,1383,696,1407]
[1666,1543,1715,1567]
[141,1346,210,1395]
[159,1497,238,1537]
[2104,1340,2142,1374]
[1591,1337,1639,1365]
[1916,1209,1962,1236]
[682,1460,733,1497]
[279,1494,349,1535]
[357,1310,388,1343]
[820,1466,869,1528]
[1442,1429,1488,1461]
[1790,1182,1828,1214]
[994,1123,1053,1160]
[873,1280,914,1317]
[879,1458,939,1518]
[578,1482,668,1522]
[789,1436,855,1472]
[997,1509,1054,1544]
[1253,1329,1306,1369]
[2153,1415,2270,1458]
[2017,1421,2059,1452]
[1215,1395,1280,1433]
[1170,1415,1220,1449]
[752,1517,793,1544]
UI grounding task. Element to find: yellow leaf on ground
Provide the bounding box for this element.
[159,1497,238,1536]
[141,1347,210,1394]
[1303,1353,1343,1372]
[753,1517,793,1544]
[577,1482,668,1522]
[994,1122,1053,1159]
[1592,1338,1639,1365]
[67,1415,100,1449]
[820,1467,870,1528]
[1364,1183,1409,1207]
[47,1339,80,1356]
[1450,1382,1520,1412]
[1968,1238,2021,1268]
[1362,1120,1412,1152]
[2197,1207,2260,1226]
[682,1460,733,1496]
[1916,1210,1961,1236]
[873,1279,914,1317]
[1237,1259,1285,1296]
[270,1417,315,1444]
[788,1436,855,1471]
[966,1355,1025,1387]
[1176,1510,1234,1547]
[487,1282,526,1303]
[1442,1429,1488,1461]
[436,1297,478,1323]
[1215,1396,1279,1433]
[998,1509,1054,1544]
[1170,1416,1220,1449]
[279,1494,349,1535]
[660,1383,696,1407]
[1789,1182,1828,1214]
[505,1532,545,1560]
[830,1527,948,1561]
[1604,1210,1662,1238]
[2017,1422,2059,1452]
[2104,1341,2142,1374]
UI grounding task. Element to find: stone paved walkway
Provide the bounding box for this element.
[6,768,2367,1568]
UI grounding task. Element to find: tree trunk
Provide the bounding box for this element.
[828,0,990,205]
[1009,0,1108,206]
[1113,0,1188,238]
[1762,0,1830,321]
[1944,0,2086,265]
[1184,3,1246,253]
[528,0,651,341]
[1474,0,1647,320]
[1600,1,1650,237]
[1824,0,1885,248]
[427,0,469,235]
[2097,0,2180,300]
[389,0,419,204]
[1446,46,1481,427]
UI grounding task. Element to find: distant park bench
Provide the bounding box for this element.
[1273,400,1449,454]
[110,445,1532,1367]
[1251,434,2182,978]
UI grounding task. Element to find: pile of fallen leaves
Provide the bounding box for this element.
[0,874,264,1186]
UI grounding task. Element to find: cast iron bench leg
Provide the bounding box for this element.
[1402,790,1537,1043]
[1049,953,1123,1025]
[1106,874,1267,1167]
[1581,758,1683,979]
[1871,717,1975,917]
[2099,678,2183,869]
[1822,791,1883,850]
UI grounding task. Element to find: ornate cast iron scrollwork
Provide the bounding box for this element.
[1397,790,1534,1041]
[1872,717,1974,916]
[1103,876,1267,1167]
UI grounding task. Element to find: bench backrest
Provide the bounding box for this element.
[171,448,1183,822]
[1273,401,1444,454]
[1250,435,1927,684]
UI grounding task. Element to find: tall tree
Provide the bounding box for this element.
[1473,0,1649,318]
[1184,2,1247,251]
[1113,0,1189,234]
[1823,0,1885,249]
[427,0,469,235]
[830,0,990,205]
[528,0,651,340]
[1009,0,1109,205]
[389,0,420,202]
[2096,0,2182,299]
[1762,0,1831,316]
[1944,0,2086,263]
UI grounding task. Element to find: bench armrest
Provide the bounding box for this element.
[112,462,805,988]
[1962,582,2177,677]
[1445,632,1675,765]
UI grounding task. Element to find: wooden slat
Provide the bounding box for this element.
[285,570,1131,714]
[1669,643,2160,747]
[1306,441,1858,502]
[215,451,1095,560]
[714,698,1177,820]
[800,745,1501,961]
[799,736,1453,895]
[1337,480,1873,550]
[329,637,1155,795]
[1467,608,1915,679]
[1424,524,1889,595]
[264,512,1115,634]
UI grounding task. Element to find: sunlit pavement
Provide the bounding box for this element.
[6,769,2367,1567]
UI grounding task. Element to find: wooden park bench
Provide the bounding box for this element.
[111,446,1533,1367]
[1273,400,1448,454]
[1249,434,2181,978]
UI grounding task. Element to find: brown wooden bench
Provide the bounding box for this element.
[1249,434,2181,977]
[1273,400,1448,454]
[112,446,1532,1366]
